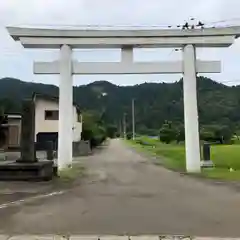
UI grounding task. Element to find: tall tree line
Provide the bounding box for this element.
[0,77,240,135]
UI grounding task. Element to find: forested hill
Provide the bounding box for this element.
[1,77,240,133]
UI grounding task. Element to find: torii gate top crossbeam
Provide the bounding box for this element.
[7,26,240,49]
[7,26,240,39]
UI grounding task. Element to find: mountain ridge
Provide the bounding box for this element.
[0,77,240,133]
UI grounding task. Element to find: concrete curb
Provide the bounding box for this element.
[0,236,239,239]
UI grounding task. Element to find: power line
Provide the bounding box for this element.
[7,17,240,30]
[205,17,240,25]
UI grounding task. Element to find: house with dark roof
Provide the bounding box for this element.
[33,93,82,146]
[3,93,82,149]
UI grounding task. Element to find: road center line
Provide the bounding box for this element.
[0,191,65,210]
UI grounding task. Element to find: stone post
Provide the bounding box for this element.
[46,141,54,161]
[17,99,37,163]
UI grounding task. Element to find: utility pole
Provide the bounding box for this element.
[132,98,135,140]
[123,113,127,139]
[119,120,122,138]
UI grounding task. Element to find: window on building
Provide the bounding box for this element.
[45,110,59,120]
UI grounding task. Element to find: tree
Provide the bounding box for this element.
[126,132,132,140]
[176,124,185,143]
[214,125,233,144]
[137,125,158,136]
[81,111,107,148]
[200,128,216,142]
[1,76,240,135]
[159,121,178,144]
[106,124,118,138]
[200,125,233,144]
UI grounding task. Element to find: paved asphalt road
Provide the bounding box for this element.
[0,139,240,237]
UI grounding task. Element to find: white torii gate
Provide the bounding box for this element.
[7,26,240,172]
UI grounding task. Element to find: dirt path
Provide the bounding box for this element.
[1,139,240,237]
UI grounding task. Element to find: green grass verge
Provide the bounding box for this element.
[58,163,86,183]
[127,137,240,181]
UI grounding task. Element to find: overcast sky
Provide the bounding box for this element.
[0,0,240,86]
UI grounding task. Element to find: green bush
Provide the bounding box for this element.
[200,129,216,142]
[126,132,132,140]
[159,121,178,144]
[116,132,120,138]
[176,124,185,143]
[106,124,118,138]
[200,125,233,144]
[81,111,107,149]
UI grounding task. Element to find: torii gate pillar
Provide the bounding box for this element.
[183,44,201,172]
[58,44,73,169]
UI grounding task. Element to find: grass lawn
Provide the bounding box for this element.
[58,162,86,183]
[127,137,240,181]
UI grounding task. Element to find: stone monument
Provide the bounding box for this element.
[201,143,214,168]
[0,99,53,181]
[17,99,37,163]
[72,140,92,157]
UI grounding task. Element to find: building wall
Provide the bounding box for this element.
[8,119,21,130]
[34,99,82,142]
[7,118,21,147]
[72,108,82,142]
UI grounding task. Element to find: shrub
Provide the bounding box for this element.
[176,125,185,143]
[116,132,120,138]
[81,111,107,149]
[200,125,233,144]
[159,121,178,144]
[126,132,132,140]
[106,125,118,138]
